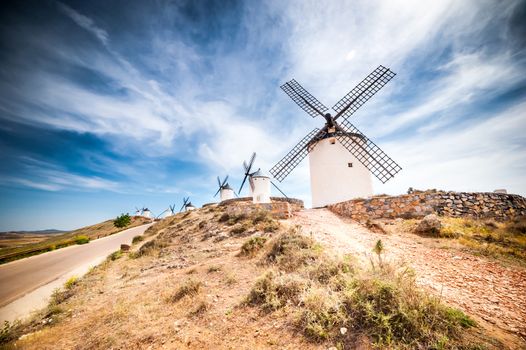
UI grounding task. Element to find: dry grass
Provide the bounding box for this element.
[170,279,202,302]
[247,228,482,349]
[239,236,267,257]
[401,216,526,263]
[2,206,503,350]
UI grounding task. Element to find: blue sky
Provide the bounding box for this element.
[0,0,525,231]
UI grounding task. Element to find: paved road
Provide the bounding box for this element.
[0,223,153,307]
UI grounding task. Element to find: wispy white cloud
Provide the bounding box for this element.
[58,2,109,46]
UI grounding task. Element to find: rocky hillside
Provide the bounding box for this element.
[2,204,524,349]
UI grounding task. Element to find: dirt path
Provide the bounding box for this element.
[286,209,526,348]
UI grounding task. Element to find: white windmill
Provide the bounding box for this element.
[180,197,196,212]
[157,204,176,219]
[142,207,151,218]
[270,66,402,208]
[239,152,287,204]
[214,175,235,202]
[134,207,142,217]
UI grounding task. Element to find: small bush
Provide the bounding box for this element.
[114,213,131,228]
[170,279,202,302]
[297,288,347,341]
[251,210,272,224]
[505,216,526,235]
[265,228,319,271]
[227,213,247,225]
[230,222,249,235]
[132,239,167,258]
[64,276,78,289]
[107,250,123,261]
[263,221,280,233]
[0,320,21,344]
[239,237,267,257]
[132,235,144,244]
[74,235,90,245]
[246,271,308,311]
[218,213,230,223]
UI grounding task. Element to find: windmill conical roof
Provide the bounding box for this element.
[251,169,269,178]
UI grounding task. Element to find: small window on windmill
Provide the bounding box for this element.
[348,162,353,168]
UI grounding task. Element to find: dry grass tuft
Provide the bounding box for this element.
[246,271,309,311]
[239,237,267,257]
[246,228,479,348]
[264,227,320,271]
[170,279,202,302]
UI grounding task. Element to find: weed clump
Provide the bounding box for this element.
[230,222,249,235]
[132,239,167,258]
[218,213,230,223]
[247,233,478,349]
[170,279,202,302]
[239,237,267,257]
[107,250,123,261]
[132,235,144,244]
[246,271,308,311]
[265,228,319,271]
[74,235,90,244]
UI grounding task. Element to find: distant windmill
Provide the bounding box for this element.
[157,204,176,219]
[134,207,142,216]
[141,207,151,218]
[270,65,402,208]
[239,152,288,203]
[179,197,196,212]
[214,175,235,202]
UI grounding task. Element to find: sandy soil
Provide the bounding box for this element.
[285,208,526,348]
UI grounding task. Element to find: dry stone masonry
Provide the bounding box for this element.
[328,190,526,221]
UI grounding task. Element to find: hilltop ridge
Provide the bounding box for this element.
[2,203,525,349]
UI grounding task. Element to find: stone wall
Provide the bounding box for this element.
[328,191,526,221]
[219,197,304,219]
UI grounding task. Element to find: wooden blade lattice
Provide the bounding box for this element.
[281,79,328,118]
[269,128,325,182]
[333,66,395,120]
[336,118,401,183]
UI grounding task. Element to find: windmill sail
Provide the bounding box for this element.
[332,65,396,121]
[336,118,402,183]
[269,128,325,182]
[281,79,328,118]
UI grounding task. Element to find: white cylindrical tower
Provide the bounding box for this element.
[220,184,235,201]
[142,209,151,218]
[308,134,373,208]
[186,203,196,211]
[251,170,271,204]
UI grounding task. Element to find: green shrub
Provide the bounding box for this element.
[64,276,78,289]
[239,237,267,257]
[230,222,249,235]
[132,235,144,244]
[74,235,90,245]
[114,213,131,228]
[265,228,319,271]
[107,250,123,261]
